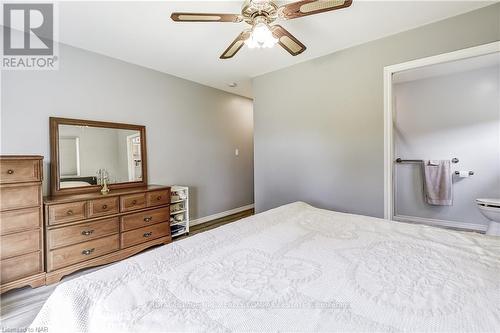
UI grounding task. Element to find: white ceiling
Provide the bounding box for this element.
[57,1,494,98]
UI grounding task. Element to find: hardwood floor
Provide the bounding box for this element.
[0,209,254,330]
[182,208,254,237]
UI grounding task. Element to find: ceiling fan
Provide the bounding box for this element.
[171,0,353,59]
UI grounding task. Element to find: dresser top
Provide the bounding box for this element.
[44,184,171,205]
[0,155,43,160]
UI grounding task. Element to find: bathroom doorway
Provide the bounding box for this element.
[384,42,500,231]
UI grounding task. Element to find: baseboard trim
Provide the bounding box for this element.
[394,214,487,232]
[190,204,254,226]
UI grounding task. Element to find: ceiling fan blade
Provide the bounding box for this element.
[279,0,352,20]
[271,25,306,56]
[171,12,242,23]
[220,31,251,59]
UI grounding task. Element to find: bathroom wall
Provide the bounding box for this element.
[394,65,500,229]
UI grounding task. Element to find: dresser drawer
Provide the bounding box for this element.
[48,217,119,250]
[88,197,119,218]
[120,193,146,212]
[121,207,170,232]
[120,222,170,248]
[48,234,120,271]
[0,159,41,184]
[0,184,41,211]
[48,201,87,225]
[0,207,41,235]
[1,251,42,284]
[1,229,41,260]
[146,190,170,207]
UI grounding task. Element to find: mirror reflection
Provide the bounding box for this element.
[58,125,143,189]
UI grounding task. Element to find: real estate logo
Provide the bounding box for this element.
[2,3,58,70]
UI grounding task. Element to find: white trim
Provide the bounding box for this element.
[74,137,80,177]
[394,214,487,233]
[190,204,255,226]
[383,41,500,76]
[383,41,500,220]
[383,67,394,219]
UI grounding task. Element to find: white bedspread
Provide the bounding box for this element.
[31,202,500,332]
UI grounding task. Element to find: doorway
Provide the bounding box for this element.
[384,41,500,231]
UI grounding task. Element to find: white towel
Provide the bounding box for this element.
[423,160,452,206]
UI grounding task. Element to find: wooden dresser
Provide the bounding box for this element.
[44,185,171,284]
[0,156,45,293]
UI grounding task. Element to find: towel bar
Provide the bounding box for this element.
[395,158,459,164]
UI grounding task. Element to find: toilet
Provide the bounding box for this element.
[476,198,500,236]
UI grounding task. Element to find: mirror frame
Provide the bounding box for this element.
[50,117,148,196]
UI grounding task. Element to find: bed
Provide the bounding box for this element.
[30,202,500,332]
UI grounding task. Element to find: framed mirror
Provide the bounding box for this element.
[50,117,147,196]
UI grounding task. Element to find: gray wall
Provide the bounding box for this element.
[394,66,500,228]
[1,43,254,220]
[253,4,500,216]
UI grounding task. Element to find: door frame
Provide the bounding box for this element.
[383,41,500,222]
[126,132,141,181]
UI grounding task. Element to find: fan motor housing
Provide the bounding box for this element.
[241,0,279,25]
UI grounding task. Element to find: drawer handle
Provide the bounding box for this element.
[67,210,74,216]
[131,200,137,205]
[156,196,162,201]
[82,248,95,256]
[144,217,153,222]
[81,230,94,236]
[102,204,108,210]
[143,232,153,238]
[7,169,14,174]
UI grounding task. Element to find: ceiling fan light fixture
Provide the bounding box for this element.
[171,0,353,59]
[244,22,278,49]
